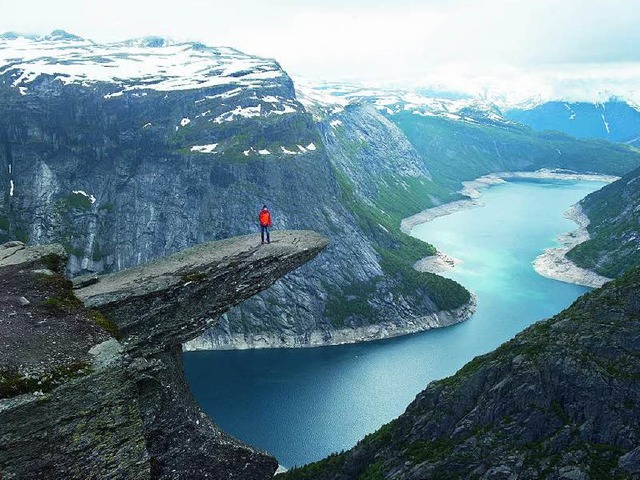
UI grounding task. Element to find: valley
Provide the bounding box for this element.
[1,28,640,480]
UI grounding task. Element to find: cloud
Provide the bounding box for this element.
[0,0,639,102]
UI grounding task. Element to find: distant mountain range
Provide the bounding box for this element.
[506,100,640,146]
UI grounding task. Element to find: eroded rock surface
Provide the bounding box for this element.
[0,231,328,479]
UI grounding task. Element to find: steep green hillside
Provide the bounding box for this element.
[567,166,640,278]
[392,113,640,188]
[280,267,640,479]
[320,105,470,323]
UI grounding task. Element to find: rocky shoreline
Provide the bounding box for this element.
[402,169,618,281]
[533,204,613,288]
[413,251,462,274]
[183,295,477,351]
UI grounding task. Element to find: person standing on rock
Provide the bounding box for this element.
[259,205,273,244]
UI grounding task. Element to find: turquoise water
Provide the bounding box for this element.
[183,179,604,468]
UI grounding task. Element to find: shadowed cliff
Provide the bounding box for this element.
[0,230,328,479]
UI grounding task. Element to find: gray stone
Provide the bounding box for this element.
[619,446,640,473]
[1,233,328,479]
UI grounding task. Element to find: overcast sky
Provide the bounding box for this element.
[1,0,639,101]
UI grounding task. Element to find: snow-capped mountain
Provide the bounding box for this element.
[1,30,286,92]
[505,101,640,146]
[294,79,514,127]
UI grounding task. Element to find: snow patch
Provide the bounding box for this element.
[72,189,96,204]
[190,144,218,154]
[258,149,271,155]
[9,180,14,197]
[305,143,316,151]
[213,105,261,123]
[281,146,297,155]
[271,104,296,115]
[180,117,191,127]
[104,91,124,99]
[0,37,287,93]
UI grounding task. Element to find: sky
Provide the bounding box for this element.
[1,0,639,103]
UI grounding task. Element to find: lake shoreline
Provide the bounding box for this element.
[403,169,619,284]
[183,294,477,351]
[532,204,613,288]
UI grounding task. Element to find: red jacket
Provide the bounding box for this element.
[259,209,272,227]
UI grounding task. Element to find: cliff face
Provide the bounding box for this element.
[567,165,640,279]
[0,231,328,479]
[0,33,476,350]
[189,103,475,350]
[280,267,640,480]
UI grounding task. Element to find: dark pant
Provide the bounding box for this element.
[261,225,270,243]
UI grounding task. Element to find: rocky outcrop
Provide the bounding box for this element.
[280,267,640,480]
[0,231,328,479]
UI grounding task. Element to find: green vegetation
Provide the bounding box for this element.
[89,310,121,339]
[280,451,347,480]
[0,363,90,399]
[61,192,93,210]
[357,461,385,480]
[15,228,29,243]
[40,278,84,314]
[404,438,455,464]
[566,166,640,278]
[324,281,376,326]
[327,165,470,325]
[40,252,66,272]
[181,271,207,283]
[34,264,120,339]
[392,113,640,189]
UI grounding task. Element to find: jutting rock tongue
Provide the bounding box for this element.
[0,231,328,480]
[75,230,329,355]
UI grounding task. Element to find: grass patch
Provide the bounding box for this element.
[181,272,207,283]
[40,253,66,273]
[61,192,93,210]
[0,363,90,399]
[89,310,121,339]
